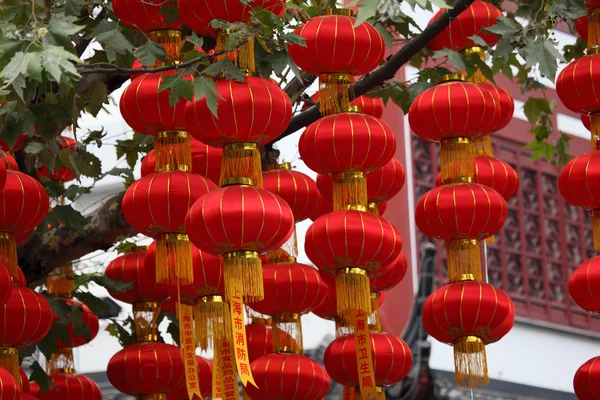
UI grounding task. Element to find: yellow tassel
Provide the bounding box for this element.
[148,29,182,65]
[343,386,356,400]
[224,251,263,303]
[47,347,75,375]
[243,389,253,400]
[589,8,600,50]
[216,30,239,64]
[593,210,600,251]
[591,114,600,150]
[220,143,263,188]
[0,233,18,280]
[319,73,354,116]
[367,202,380,216]
[445,239,482,283]
[0,347,19,385]
[132,301,160,343]
[472,136,494,157]
[377,386,386,400]
[461,46,487,84]
[486,235,496,244]
[238,39,256,74]
[154,131,192,173]
[137,395,167,400]
[332,172,368,211]
[272,313,303,354]
[263,248,295,265]
[46,264,74,298]
[194,295,231,351]
[440,138,473,184]
[336,268,371,324]
[453,336,489,388]
[155,233,193,285]
[368,293,382,333]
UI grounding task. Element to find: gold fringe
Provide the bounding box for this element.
[368,293,382,333]
[148,29,182,65]
[591,114,600,150]
[472,136,494,157]
[238,39,256,74]
[155,233,193,285]
[263,248,295,264]
[486,235,496,244]
[133,301,160,343]
[272,314,303,354]
[453,336,489,388]
[336,268,371,324]
[47,347,75,375]
[440,138,473,184]
[0,233,18,280]
[194,296,231,351]
[0,347,19,385]
[367,202,380,216]
[461,47,487,84]
[154,131,191,172]
[319,73,354,116]
[332,172,368,211]
[445,240,482,283]
[46,264,74,298]
[224,251,263,303]
[220,143,263,188]
[593,210,600,251]
[589,8,600,50]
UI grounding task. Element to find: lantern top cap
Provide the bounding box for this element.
[325,7,354,16]
[438,73,467,84]
[221,177,254,187]
[265,163,292,171]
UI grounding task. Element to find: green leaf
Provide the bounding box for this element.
[47,14,84,46]
[186,33,204,48]
[134,41,166,67]
[0,51,34,99]
[59,147,80,179]
[468,35,489,48]
[158,75,194,106]
[86,81,108,117]
[95,29,134,62]
[522,38,565,80]
[71,147,102,178]
[485,17,522,37]
[523,97,553,125]
[106,319,134,348]
[29,362,53,394]
[75,290,110,314]
[432,48,466,70]
[525,139,555,162]
[63,184,91,201]
[80,274,132,293]
[193,76,221,117]
[374,21,393,49]
[53,204,86,232]
[39,45,82,83]
[353,0,379,26]
[202,59,246,82]
[278,32,306,47]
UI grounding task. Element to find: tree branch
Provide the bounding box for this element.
[18,192,135,287]
[269,0,476,144]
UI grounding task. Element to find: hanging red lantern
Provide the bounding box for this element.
[52,301,99,348]
[166,356,212,400]
[122,171,216,285]
[312,284,337,322]
[141,138,223,184]
[185,76,292,187]
[246,353,330,400]
[482,83,514,133]
[574,356,600,400]
[31,374,102,400]
[369,253,408,294]
[573,2,600,49]
[36,137,76,182]
[288,10,384,115]
[246,322,274,363]
[0,134,27,154]
[303,92,385,119]
[422,281,514,388]
[0,262,12,307]
[1,153,18,172]
[324,333,412,388]
[19,395,37,400]
[305,210,402,321]
[569,255,600,312]
[300,111,396,210]
[558,151,600,249]
[0,156,6,190]
[20,369,29,393]
[0,367,19,400]
[415,183,507,282]
[107,343,185,396]
[366,157,405,214]
[576,15,589,42]
[428,0,503,52]
[0,171,49,279]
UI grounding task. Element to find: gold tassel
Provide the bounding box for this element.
[336,268,371,324]
[148,29,182,65]
[224,251,263,303]
[0,233,18,280]
[263,248,295,265]
[591,114,600,150]
[238,39,256,74]
[486,235,496,244]
[453,336,489,388]
[47,347,75,375]
[445,239,482,283]
[155,233,193,285]
[332,172,368,211]
[154,131,192,173]
[440,138,473,184]
[216,30,239,64]
[589,8,600,50]
[319,73,354,116]
[0,347,19,384]
[272,313,303,354]
[194,295,231,351]
[220,143,263,188]
[593,210,600,251]
[472,136,494,157]
[46,264,74,298]
[377,386,386,400]
[132,301,160,343]
[368,293,382,333]
[367,202,380,216]
[461,46,487,84]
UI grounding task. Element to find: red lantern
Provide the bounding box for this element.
[558,151,600,249]
[112,0,182,32]
[246,323,273,362]
[107,343,185,396]
[369,253,408,293]
[0,156,5,190]
[305,210,402,320]
[185,76,292,187]
[141,138,223,184]
[288,11,384,115]
[185,185,294,302]
[1,153,18,172]
[576,15,589,41]
[481,83,514,133]
[0,134,27,153]
[422,281,514,388]
[0,262,11,307]
[415,183,507,282]
[246,353,330,400]
[166,356,212,400]
[309,192,333,222]
[312,284,337,321]
[36,137,76,182]
[324,333,412,387]
[0,368,19,400]
[569,256,600,312]
[303,92,385,118]
[366,157,406,211]
[31,374,102,400]
[19,395,37,400]
[428,0,503,52]
[53,301,99,348]
[20,369,29,393]
[263,164,320,222]
[574,356,600,400]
